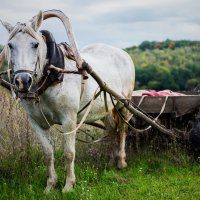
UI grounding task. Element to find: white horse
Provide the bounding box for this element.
[1,11,135,193]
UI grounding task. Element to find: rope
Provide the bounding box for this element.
[78,90,102,114]
[78,128,95,140]
[63,87,100,135]
[38,87,100,136]
[7,69,16,98]
[135,95,169,132]
[110,94,169,134]
[138,95,146,107]
[35,70,50,92]
[110,94,143,133]
[76,134,110,144]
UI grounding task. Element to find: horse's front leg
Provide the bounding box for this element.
[29,118,57,193]
[62,115,77,193]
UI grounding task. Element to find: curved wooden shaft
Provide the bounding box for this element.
[31,9,88,79]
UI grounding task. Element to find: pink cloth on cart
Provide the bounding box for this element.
[133,90,185,96]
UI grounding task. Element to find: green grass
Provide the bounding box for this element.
[0,149,200,200]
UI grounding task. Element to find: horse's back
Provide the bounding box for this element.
[80,43,135,97]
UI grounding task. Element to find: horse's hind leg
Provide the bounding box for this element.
[116,108,129,169]
[106,105,130,169]
[29,119,57,193]
[104,114,118,165]
[104,107,128,169]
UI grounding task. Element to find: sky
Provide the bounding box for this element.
[0,0,200,48]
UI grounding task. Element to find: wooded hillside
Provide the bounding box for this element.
[126,39,200,91]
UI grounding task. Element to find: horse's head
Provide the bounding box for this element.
[0,10,83,96]
[1,11,47,93]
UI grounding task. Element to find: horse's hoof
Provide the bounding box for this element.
[62,181,75,193]
[117,160,127,169]
[44,176,57,194]
[62,186,74,193]
[44,186,52,194]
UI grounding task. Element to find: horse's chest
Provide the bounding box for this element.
[22,100,62,128]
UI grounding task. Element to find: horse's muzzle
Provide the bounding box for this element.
[14,73,33,92]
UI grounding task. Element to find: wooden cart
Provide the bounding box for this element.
[132,91,200,117]
[127,91,200,152]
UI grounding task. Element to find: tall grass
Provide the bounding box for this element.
[0,88,35,161]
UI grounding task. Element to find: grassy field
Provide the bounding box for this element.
[0,146,200,200]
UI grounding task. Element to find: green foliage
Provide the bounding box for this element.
[126,40,200,91]
[0,44,3,51]
[137,39,200,51]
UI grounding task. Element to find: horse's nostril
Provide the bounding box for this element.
[14,76,23,89]
[14,73,33,91]
[15,79,20,87]
[26,76,32,88]
[28,79,31,85]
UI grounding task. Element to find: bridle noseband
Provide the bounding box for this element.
[14,70,36,75]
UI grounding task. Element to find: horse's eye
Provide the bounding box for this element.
[8,43,13,49]
[33,42,39,49]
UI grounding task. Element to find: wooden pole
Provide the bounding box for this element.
[0,78,12,91]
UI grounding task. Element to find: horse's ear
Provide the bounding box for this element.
[0,20,14,33]
[31,10,43,31]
